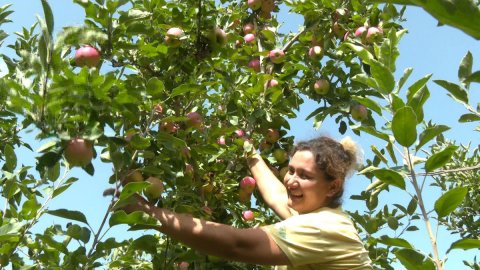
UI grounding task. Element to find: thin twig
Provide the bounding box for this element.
[406,147,443,270]
[415,163,480,177]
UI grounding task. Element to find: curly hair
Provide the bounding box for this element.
[292,136,362,208]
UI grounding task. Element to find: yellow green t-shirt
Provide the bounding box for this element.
[261,207,372,270]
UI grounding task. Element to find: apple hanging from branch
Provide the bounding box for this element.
[75,46,101,68]
[64,138,94,167]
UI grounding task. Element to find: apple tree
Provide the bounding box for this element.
[0,0,479,269]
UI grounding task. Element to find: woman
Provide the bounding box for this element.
[121,135,372,269]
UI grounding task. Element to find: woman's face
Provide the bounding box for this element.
[283,150,338,214]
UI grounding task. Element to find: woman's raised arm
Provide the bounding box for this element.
[247,152,291,219]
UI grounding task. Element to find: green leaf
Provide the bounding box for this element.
[119,182,149,200]
[129,135,151,150]
[47,209,89,225]
[458,113,480,122]
[465,70,480,83]
[3,144,16,171]
[425,145,458,172]
[66,224,91,243]
[47,162,60,181]
[391,93,405,112]
[379,236,412,248]
[392,106,417,147]
[371,168,406,190]
[386,142,398,164]
[53,177,78,198]
[407,85,429,123]
[171,84,202,98]
[370,60,395,94]
[395,248,435,270]
[344,42,374,64]
[40,0,54,36]
[387,217,399,230]
[406,74,432,102]
[371,145,388,164]
[146,77,165,97]
[371,0,480,40]
[352,126,391,142]
[407,197,418,215]
[458,51,473,87]
[416,125,450,151]
[434,187,468,218]
[109,211,160,227]
[448,238,480,252]
[434,80,469,105]
[37,141,58,153]
[351,74,379,90]
[352,96,383,116]
[397,67,413,92]
[132,235,158,254]
[0,222,22,242]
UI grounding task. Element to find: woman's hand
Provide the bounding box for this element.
[113,193,155,215]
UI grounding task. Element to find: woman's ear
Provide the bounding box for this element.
[327,179,343,197]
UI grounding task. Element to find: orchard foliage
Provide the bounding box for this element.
[0,0,479,269]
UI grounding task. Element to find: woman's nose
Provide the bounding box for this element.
[285,175,299,188]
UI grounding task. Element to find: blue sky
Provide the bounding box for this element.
[1,0,479,269]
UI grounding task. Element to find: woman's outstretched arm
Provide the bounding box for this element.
[122,196,290,266]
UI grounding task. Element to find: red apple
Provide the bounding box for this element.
[355,26,367,38]
[185,163,194,175]
[64,138,94,167]
[234,129,245,137]
[308,45,324,59]
[247,0,262,10]
[259,10,271,19]
[313,79,330,95]
[75,46,101,68]
[261,0,275,12]
[124,131,138,143]
[165,27,184,47]
[333,8,350,21]
[239,189,251,203]
[350,104,368,121]
[240,176,256,193]
[269,48,285,64]
[259,141,272,152]
[244,33,255,43]
[181,146,191,159]
[265,128,280,143]
[186,111,202,128]
[123,169,144,185]
[273,148,288,164]
[154,104,163,114]
[144,176,164,199]
[160,122,178,133]
[366,27,383,43]
[243,23,255,34]
[242,210,255,221]
[217,135,226,145]
[266,79,279,88]
[248,58,261,72]
[177,261,189,270]
[332,22,346,39]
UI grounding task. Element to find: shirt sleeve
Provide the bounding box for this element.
[261,211,364,267]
